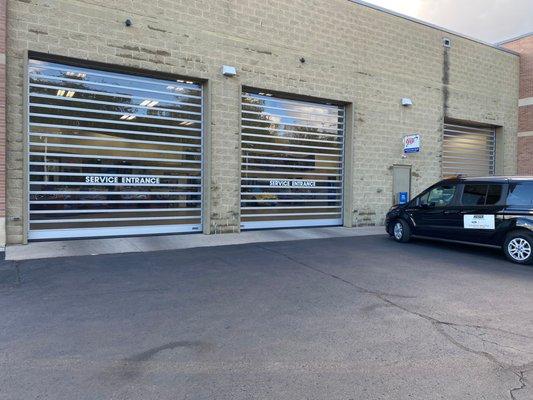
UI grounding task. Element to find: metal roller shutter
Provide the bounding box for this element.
[240,91,345,229]
[442,122,496,177]
[27,60,203,239]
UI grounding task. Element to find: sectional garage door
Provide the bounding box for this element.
[241,91,345,229]
[27,60,203,240]
[442,122,496,177]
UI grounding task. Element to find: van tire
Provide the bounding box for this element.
[392,219,411,243]
[503,231,533,265]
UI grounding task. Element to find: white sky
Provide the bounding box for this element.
[363,0,533,43]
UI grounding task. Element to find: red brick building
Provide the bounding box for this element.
[501,32,533,175]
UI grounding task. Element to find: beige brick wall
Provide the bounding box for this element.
[5,0,519,243]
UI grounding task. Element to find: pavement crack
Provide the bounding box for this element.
[448,325,533,355]
[510,370,526,400]
[256,243,533,398]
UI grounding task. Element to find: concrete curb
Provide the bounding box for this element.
[6,226,385,261]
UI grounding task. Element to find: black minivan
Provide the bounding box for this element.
[385,176,533,264]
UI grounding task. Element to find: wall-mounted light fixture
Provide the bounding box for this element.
[401,98,413,106]
[221,65,237,77]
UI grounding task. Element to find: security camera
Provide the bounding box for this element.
[125,18,133,27]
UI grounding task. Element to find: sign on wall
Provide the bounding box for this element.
[403,134,420,154]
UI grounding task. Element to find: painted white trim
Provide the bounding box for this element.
[497,32,533,45]
[518,131,533,138]
[348,0,519,56]
[519,98,533,107]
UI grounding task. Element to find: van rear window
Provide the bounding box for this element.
[507,182,533,207]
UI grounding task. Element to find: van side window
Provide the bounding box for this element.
[419,184,456,207]
[507,182,533,206]
[462,185,487,205]
[485,185,502,205]
[462,184,502,206]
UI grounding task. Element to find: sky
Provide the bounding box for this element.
[363,0,533,43]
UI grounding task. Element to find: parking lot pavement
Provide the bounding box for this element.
[1,234,532,399]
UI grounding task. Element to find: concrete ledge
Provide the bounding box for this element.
[6,226,385,261]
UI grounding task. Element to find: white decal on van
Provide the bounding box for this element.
[463,215,495,230]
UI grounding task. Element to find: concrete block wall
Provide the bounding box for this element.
[4,0,519,243]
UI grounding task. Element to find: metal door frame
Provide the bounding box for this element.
[240,90,346,230]
[25,57,205,240]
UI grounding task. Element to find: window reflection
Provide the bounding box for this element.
[28,60,203,235]
[241,92,344,225]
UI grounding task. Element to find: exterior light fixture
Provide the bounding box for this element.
[401,98,413,106]
[221,65,237,77]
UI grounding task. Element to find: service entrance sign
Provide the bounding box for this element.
[84,175,160,185]
[403,134,420,154]
[269,179,316,188]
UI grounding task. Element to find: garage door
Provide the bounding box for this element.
[442,122,496,177]
[27,60,203,239]
[241,91,344,229]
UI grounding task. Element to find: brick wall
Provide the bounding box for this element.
[501,34,533,175]
[5,0,519,243]
[0,0,5,246]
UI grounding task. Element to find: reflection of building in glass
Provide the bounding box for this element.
[28,60,204,239]
[241,92,344,229]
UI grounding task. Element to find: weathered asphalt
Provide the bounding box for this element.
[1,234,532,399]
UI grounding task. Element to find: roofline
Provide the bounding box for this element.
[496,31,533,45]
[347,0,519,56]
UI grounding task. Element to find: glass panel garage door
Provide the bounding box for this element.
[443,122,495,177]
[27,60,203,240]
[241,91,344,229]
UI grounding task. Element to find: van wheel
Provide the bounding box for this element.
[504,231,533,265]
[392,219,411,243]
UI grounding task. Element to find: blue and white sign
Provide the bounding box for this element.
[398,192,409,204]
[403,134,420,154]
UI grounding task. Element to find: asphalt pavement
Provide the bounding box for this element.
[1,234,532,399]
